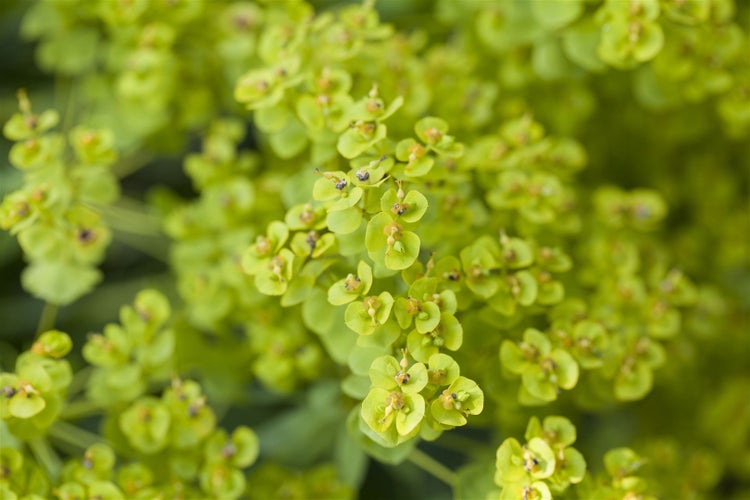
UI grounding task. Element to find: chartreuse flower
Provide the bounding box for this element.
[61,443,116,486]
[69,126,117,165]
[460,236,502,298]
[289,229,337,258]
[394,277,456,332]
[234,56,302,110]
[296,67,353,133]
[345,292,394,335]
[163,379,216,449]
[54,481,124,500]
[489,270,538,316]
[500,328,579,403]
[285,203,327,232]
[254,247,296,296]
[524,416,586,492]
[603,447,651,497]
[200,426,259,499]
[379,185,429,224]
[337,85,402,159]
[394,116,463,177]
[594,187,667,231]
[1,364,51,420]
[119,397,171,454]
[431,376,483,427]
[595,0,664,69]
[552,320,608,370]
[614,335,665,401]
[1,446,50,499]
[204,426,259,469]
[310,168,365,235]
[3,90,59,140]
[487,170,564,224]
[30,330,72,359]
[361,354,428,445]
[83,290,174,406]
[328,260,373,306]
[241,220,289,275]
[406,312,463,362]
[495,436,555,500]
[348,154,393,189]
[365,212,421,272]
[116,463,157,499]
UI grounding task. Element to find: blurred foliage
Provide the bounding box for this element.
[1,0,749,499]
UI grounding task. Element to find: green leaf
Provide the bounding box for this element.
[604,447,644,478]
[8,393,46,419]
[347,407,416,462]
[395,393,425,436]
[415,117,449,145]
[614,362,653,401]
[500,237,534,269]
[345,292,393,335]
[368,356,400,390]
[414,301,441,334]
[633,21,664,62]
[337,123,387,159]
[269,118,308,159]
[562,19,606,73]
[32,330,73,358]
[380,188,430,224]
[255,105,291,133]
[326,206,362,234]
[531,0,583,30]
[500,340,528,374]
[550,349,579,390]
[22,261,101,306]
[494,438,527,486]
[230,426,260,468]
[541,416,577,447]
[361,387,394,433]
[522,367,557,402]
[426,353,461,387]
[384,230,420,271]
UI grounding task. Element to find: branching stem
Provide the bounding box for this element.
[407,447,457,488]
[60,399,104,421]
[28,437,62,482]
[49,420,105,450]
[36,302,58,336]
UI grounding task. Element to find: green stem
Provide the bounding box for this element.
[60,399,104,421]
[92,201,163,237]
[407,447,457,488]
[112,152,154,179]
[66,366,93,398]
[48,421,104,450]
[113,230,170,263]
[28,437,62,481]
[35,302,58,336]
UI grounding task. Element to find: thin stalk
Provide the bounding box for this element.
[66,366,93,398]
[113,230,170,263]
[112,152,155,179]
[27,437,62,481]
[92,202,163,237]
[407,447,457,488]
[35,302,58,336]
[60,399,104,421]
[48,421,104,450]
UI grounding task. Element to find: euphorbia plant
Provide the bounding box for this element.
[1,0,749,498]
